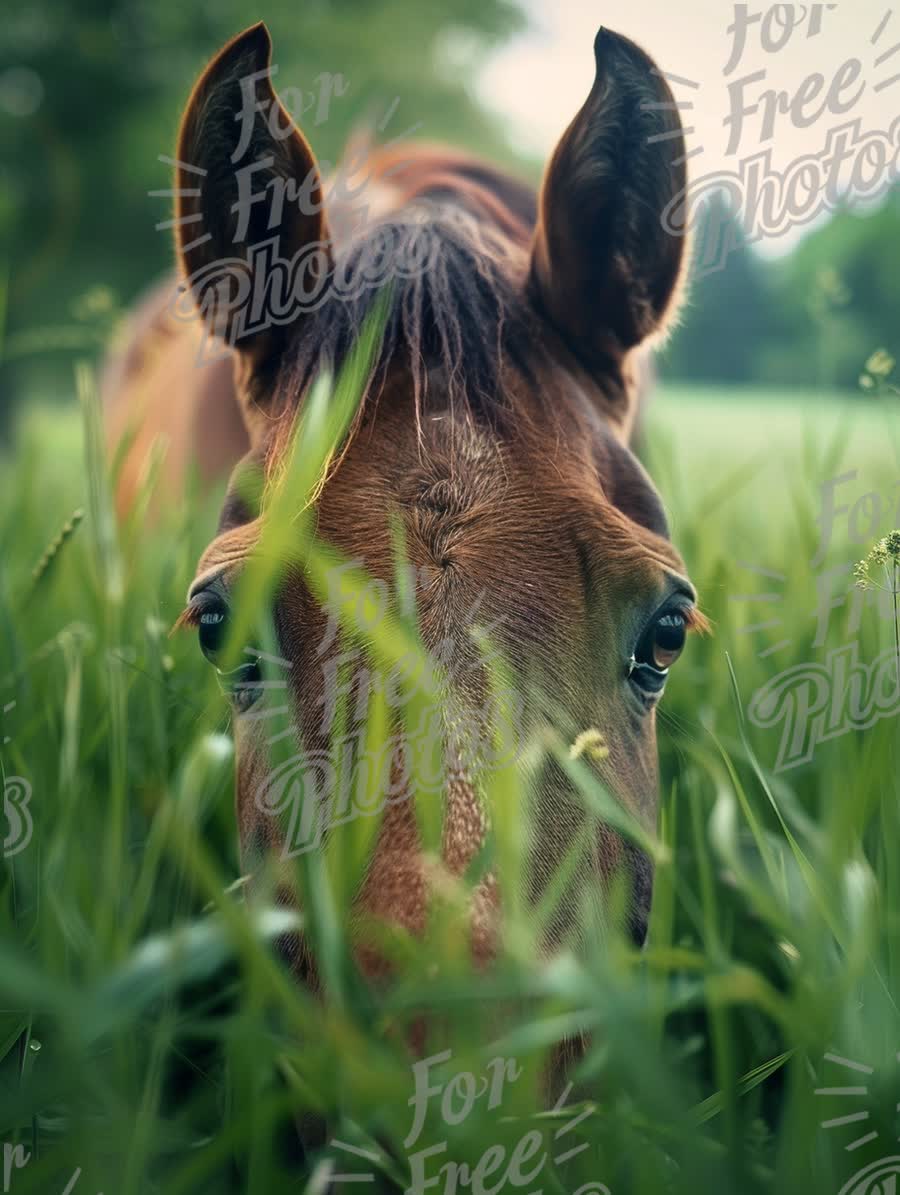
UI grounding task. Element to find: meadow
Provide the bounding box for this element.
[1,373,899,1195]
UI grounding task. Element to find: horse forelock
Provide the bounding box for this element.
[260,151,566,474]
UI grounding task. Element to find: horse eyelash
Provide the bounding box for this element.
[171,606,202,634]
[683,606,712,636]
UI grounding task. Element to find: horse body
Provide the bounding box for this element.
[106,22,702,979]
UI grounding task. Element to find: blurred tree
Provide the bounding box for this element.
[763,190,900,390]
[659,187,900,393]
[0,0,527,410]
[658,194,776,385]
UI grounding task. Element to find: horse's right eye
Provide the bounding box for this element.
[196,601,228,660]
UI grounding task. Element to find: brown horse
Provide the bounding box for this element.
[106,22,704,978]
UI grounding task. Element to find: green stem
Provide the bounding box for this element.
[893,562,900,694]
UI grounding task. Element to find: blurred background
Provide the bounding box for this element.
[1,0,898,433]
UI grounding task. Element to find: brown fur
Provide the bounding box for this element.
[106,23,702,986]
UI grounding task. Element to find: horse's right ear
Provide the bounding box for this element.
[174,23,331,368]
[528,29,689,368]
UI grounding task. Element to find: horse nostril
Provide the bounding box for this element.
[624,842,653,949]
[630,908,650,949]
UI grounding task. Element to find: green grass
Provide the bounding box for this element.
[2,371,900,1195]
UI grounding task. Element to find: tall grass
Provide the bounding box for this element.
[2,359,900,1195]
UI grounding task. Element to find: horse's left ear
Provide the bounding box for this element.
[528,29,689,365]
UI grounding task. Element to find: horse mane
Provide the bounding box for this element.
[270,149,548,443]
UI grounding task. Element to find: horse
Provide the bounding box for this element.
[105,21,705,985]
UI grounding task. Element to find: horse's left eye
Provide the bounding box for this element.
[628,607,688,698]
[638,611,687,672]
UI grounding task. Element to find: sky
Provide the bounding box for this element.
[477,0,897,254]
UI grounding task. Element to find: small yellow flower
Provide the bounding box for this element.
[569,729,610,763]
[865,349,896,379]
[855,532,900,590]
